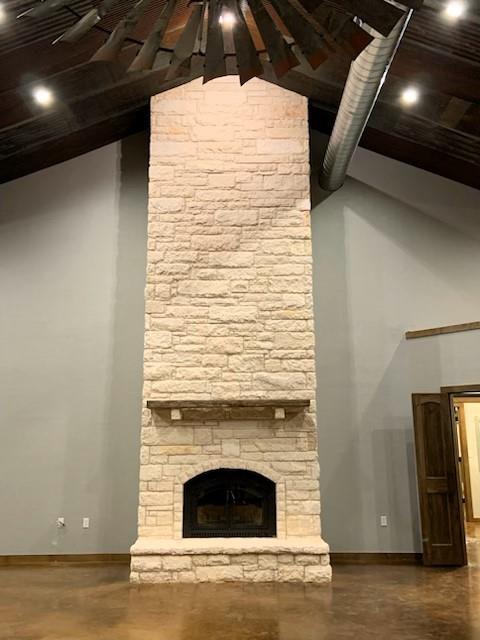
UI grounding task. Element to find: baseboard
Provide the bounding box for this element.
[0,553,131,567]
[1,552,422,568]
[330,552,422,566]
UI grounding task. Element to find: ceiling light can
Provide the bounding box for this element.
[32,86,54,107]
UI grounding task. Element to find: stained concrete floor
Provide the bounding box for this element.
[1,538,480,640]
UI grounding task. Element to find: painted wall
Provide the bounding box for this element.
[0,133,148,554]
[464,403,480,520]
[311,138,480,552]
[1,126,480,556]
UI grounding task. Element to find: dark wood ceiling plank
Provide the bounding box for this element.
[0,57,203,159]
[359,127,480,190]
[369,103,480,165]
[0,59,130,130]
[392,40,480,104]
[395,0,423,8]
[55,0,123,43]
[0,0,92,55]
[460,104,480,138]
[406,6,480,66]
[17,0,76,19]
[0,34,102,93]
[0,107,149,183]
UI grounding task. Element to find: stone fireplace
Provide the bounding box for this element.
[130,76,331,583]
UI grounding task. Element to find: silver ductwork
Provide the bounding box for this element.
[319,9,413,192]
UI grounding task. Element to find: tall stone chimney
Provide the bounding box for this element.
[131,77,331,584]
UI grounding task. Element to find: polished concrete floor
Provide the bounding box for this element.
[467,521,480,558]
[1,537,480,640]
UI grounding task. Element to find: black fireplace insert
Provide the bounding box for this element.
[183,468,276,538]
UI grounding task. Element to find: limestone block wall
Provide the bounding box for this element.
[138,77,325,547]
[130,542,331,583]
[139,410,320,539]
[143,77,314,402]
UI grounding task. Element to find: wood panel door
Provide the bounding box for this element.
[412,393,467,566]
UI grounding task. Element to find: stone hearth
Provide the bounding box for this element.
[130,77,331,583]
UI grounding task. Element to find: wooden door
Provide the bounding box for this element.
[412,393,467,566]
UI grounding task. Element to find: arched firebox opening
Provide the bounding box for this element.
[183,468,276,538]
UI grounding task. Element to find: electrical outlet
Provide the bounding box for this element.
[380,515,388,527]
[56,517,65,528]
[82,517,90,529]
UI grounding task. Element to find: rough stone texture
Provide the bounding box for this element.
[130,553,331,583]
[131,537,331,583]
[133,76,330,583]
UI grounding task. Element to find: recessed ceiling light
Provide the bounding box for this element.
[400,86,420,106]
[32,86,54,107]
[443,1,467,19]
[219,10,236,28]
[0,3,7,24]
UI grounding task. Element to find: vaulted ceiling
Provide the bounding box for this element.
[0,0,479,188]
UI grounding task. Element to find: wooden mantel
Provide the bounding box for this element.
[146,399,311,421]
[146,399,310,409]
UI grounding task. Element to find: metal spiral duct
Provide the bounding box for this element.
[319,9,413,192]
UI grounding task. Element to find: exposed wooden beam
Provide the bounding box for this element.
[0,107,149,183]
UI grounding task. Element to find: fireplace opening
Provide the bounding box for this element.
[183,469,276,538]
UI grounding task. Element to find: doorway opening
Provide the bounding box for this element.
[454,394,480,566]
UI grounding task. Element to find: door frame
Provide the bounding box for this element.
[441,384,480,531]
[451,391,480,523]
[441,384,480,394]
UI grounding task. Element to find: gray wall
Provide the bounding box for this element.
[1,129,479,555]
[312,140,480,552]
[0,133,148,554]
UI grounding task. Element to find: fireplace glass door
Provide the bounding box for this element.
[183,469,276,537]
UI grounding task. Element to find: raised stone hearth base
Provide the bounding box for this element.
[130,537,331,583]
